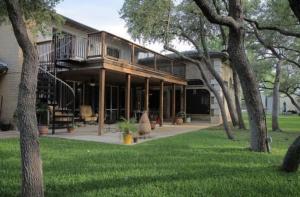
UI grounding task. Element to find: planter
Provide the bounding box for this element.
[176,118,184,125]
[123,133,133,145]
[150,121,156,130]
[38,125,48,136]
[186,117,191,123]
[67,127,75,133]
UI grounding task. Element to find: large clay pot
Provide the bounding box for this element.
[176,118,184,125]
[123,133,133,144]
[138,112,151,135]
[38,125,48,136]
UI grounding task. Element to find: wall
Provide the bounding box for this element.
[184,57,235,124]
[0,23,23,124]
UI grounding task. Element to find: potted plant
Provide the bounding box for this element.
[36,102,49,136]
[176,111,186,125]
[67,123,77,133]
[118,118,137,145]
[185,115,191,123]
[149,113,156,130]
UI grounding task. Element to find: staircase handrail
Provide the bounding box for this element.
[38,66,75,97]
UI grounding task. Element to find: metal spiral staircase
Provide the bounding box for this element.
[37,64,75,134]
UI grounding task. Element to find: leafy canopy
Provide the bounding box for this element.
[0,0,63,33]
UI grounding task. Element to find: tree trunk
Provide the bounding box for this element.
[203,60,239,127]
[289,0,300,22]
[196,63,234,140]
[228,33,267,151]
[286,93,300,112]
[233,69,246,129]
[4,0,44,196]
[282,136,300,172]
[272,61,282,131]
[227,1,267,152]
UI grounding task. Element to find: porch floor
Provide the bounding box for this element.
[48,121,218,145]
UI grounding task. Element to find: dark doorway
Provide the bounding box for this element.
[186,89,210,114]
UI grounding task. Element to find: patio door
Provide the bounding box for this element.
[105,85,119,123]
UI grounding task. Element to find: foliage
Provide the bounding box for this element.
[176,111,186,118]
[0,0,64,34]
[1,115,300,196]
[117,117,137,134]
[120,0,223,51]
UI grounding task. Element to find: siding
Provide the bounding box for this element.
[0,24,22,124]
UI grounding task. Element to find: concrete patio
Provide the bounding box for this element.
[0,122,218,144]
[48,121,217,145]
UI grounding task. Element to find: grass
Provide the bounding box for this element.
[0,115,300,196]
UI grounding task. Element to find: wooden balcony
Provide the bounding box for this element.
[37,31,186,79]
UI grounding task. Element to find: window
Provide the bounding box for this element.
[187,79,204,86]
[107,47,120,58]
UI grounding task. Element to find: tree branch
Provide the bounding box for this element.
[193,0,240,29]
[245,18,300,38]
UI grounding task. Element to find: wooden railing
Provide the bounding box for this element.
[37,31,186,78]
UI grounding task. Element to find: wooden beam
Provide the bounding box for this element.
[98,68,106,135]
[144,78,149,112]
[125,74,131,120]
[102,60,187,86]
[172,83,176,124]
[159,81,164,126]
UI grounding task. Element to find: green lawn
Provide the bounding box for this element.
[0,115,300,197]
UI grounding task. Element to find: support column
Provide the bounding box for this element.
[125,74,131,120]
[98,68,106,135]
[183,85,186,114]
[159,81,164,126]
[172,83,176,124]
[144,78,149,112]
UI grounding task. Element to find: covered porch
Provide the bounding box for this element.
[58,62,187,135]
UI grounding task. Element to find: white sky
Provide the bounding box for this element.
[55,0,192,53]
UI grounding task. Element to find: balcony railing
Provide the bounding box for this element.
[37,31,186,78]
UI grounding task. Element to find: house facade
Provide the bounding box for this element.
[0,16,234,133]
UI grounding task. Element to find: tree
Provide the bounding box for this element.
[245,0,300,132]
[193,0,268,151]
[282,136,300,172]
[1,0,61,196]
[120,0,238,138]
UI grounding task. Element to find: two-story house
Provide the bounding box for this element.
[0,15,234,134]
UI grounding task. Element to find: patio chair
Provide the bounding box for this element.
[80,105,98,124]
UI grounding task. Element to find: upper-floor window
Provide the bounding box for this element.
[107,47,120,59]
[187,79,204,86]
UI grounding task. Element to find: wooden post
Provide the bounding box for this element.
[98,68,105,135]
[131,44,135,65]
[172,83,176,124]
[183,85,186,114]
[125,74,131,120]
[154,54,157,70]
[144,78,149,112]
[159,81,164,126]
[101,32,106,58]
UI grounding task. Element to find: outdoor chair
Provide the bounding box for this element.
[80,105,98,124]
